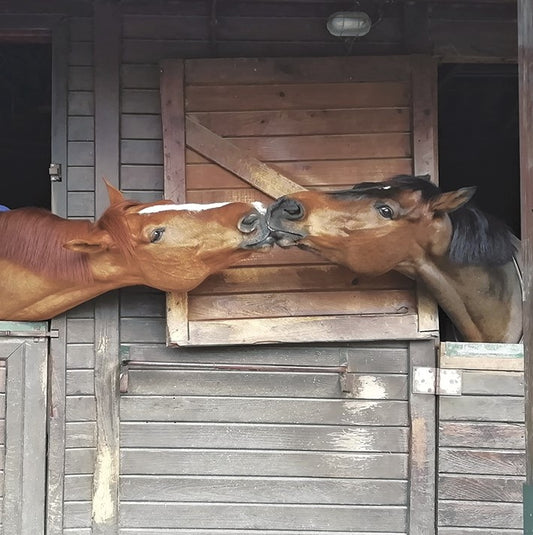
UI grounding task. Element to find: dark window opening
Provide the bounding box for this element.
[438,63,520,236]
[0,43,51,209]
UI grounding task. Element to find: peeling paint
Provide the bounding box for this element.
[92,446,117,524]
[331,427,374,451]
[353,376,387,399]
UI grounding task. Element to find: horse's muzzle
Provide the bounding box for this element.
[266,197,306,247]
[238,207,275,249]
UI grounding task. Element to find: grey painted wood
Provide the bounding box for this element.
[2,339,48,535]
[48,16,69,535]
[92,2,121,533]
[408,340,436,535]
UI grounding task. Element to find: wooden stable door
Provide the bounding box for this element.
[160,55,439,346]
[0,327,48,535]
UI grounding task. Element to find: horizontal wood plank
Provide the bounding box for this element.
[439,448,525,476]
[66,474,408,505]
[185,56,413,85]
[182,314,422,346]
[439,422,524,450]
[186,82,410,112]
[190,108,410,137]
[119,422,409,452]
[187,158,413,190]
[439,474,523,502]
[186,132,411,162]
[118,502,407,531]
[440,396,524,423]
[189,289,416,320]
[438,500,522,529]
[120,396,409,425]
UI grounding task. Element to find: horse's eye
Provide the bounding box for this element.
[150,227,165,243]
[376,204,394,219]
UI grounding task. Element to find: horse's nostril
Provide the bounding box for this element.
[282,200,304,220]
[238,213,259,233]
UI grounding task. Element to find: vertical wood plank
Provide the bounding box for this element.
[93,2,120,534]
[518,0,533,485]
[409,339,436,535]
[160,59,189,344]
[411,55,439,335]
[47,17,69,535]
[3,341,48,535]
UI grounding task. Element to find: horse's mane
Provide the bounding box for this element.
[0,200,141,282]
[347,174,517,266]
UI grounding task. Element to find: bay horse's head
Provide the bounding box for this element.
[266,175,478,277]
[63,183,273,292]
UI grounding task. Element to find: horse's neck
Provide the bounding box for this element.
[409,255,522,343]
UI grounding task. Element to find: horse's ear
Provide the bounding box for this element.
[104,178,125,205]
[430,186,476,214]
[63,231,113,254]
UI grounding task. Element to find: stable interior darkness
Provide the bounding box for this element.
[0,43,51,209]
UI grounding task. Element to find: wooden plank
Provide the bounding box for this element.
[188,289,416,320]
[439,500,522,529]
[93,3,120,533]
[185,56,413,85]
[118,502,407,531]
[439,448,525,476]
[441,342,524,371]
[186,82,410,112]
[187,158,413,189]
[189,108,410,137]
[120,397,409,426]
[440,422,525,449]
[439,474,523,502]
[3,340,47,535]
[181,314,423,346]
[461,370,524,396]
[440,396,524,422]
[408,340,436,535]
[65,448,408,479]
[119,475,407,505]
[120,423,409,452]
[518,0,533,487]
[185,116,305,198]
[411,55,439,334]
[65,474,408,505]
[186,131,412,162]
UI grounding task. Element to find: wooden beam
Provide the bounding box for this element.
[519,0,533,492]
[160,59,189,345]
[186,116,306,199]
[47,17,69,535]
[92,1,120,534]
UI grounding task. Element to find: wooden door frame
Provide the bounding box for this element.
[0,336,48,535]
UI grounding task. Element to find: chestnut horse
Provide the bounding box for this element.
[0,183,272,321]
[267,175,522,343]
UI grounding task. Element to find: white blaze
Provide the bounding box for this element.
[139,202,231,215]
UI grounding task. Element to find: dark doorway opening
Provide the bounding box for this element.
[438,63,520,236]
[438,63,520,340]
[0,43,51,209]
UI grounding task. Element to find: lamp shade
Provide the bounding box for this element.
[327,11,372,37]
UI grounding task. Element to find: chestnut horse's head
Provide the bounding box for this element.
[266,175,478,277]
[63,183,273,292]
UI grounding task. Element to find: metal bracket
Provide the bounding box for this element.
[49,163,62,182]
[119,359,348,394]
[0,329,59,339]
[412,366,462,396]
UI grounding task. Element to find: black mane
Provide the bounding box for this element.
[338,175,517,266]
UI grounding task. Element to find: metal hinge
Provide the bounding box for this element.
[412,366,462,396]
[49,163,62,182]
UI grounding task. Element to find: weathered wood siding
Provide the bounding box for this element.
[438,345,525,534]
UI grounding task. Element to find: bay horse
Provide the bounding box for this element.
[0,183,272,321]
[267,175,522,343]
